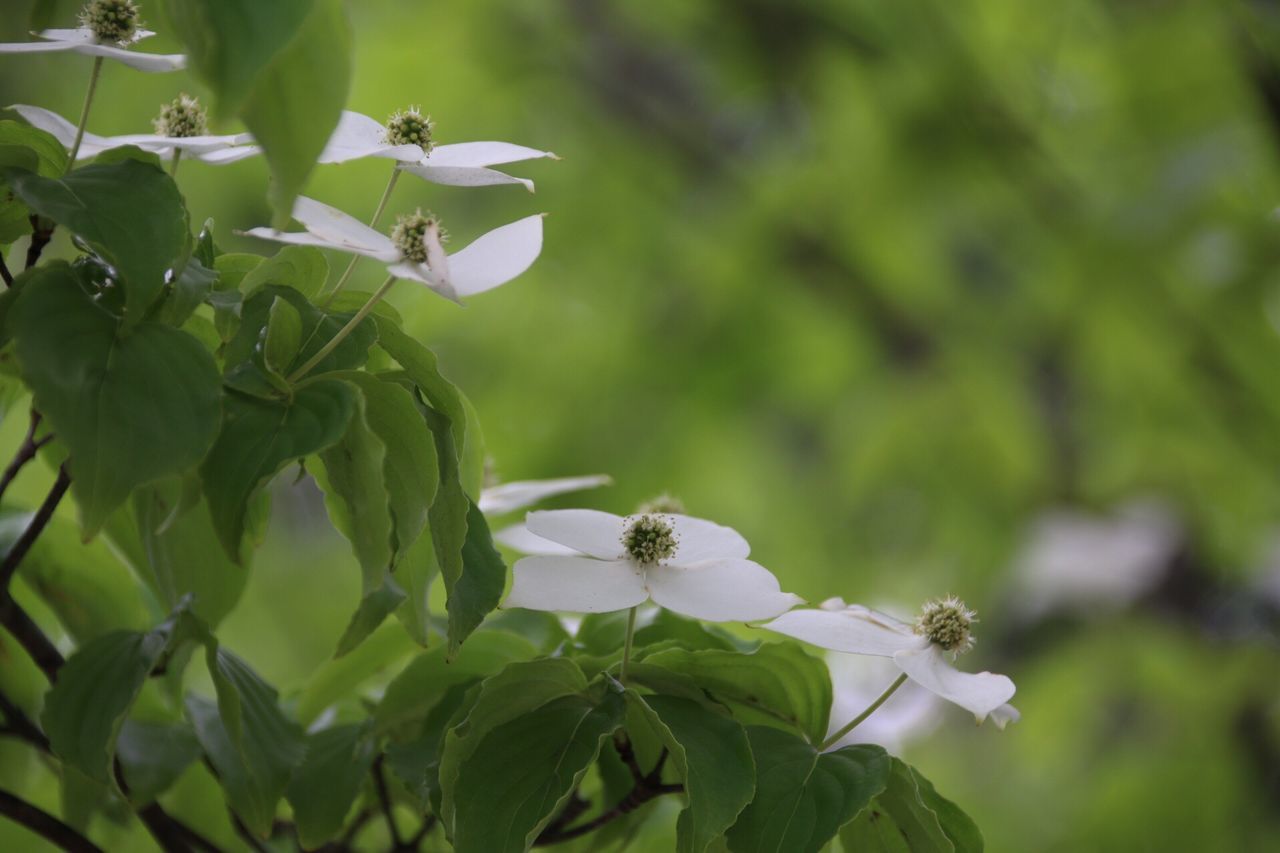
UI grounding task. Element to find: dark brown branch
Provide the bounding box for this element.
[25,216,53,270]
[0,690,49,752]
[0,410,52,505]
[0,464,71,591]
[0,593,64,681]
[372,754,405,847]
[0,787,104,852]
[0,252,12,287]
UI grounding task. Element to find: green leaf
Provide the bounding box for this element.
[393,522,438,647]
[438,658,590,834]
[450,500,507,655]
[213,252,264,292]
[201,380,356,560]
[132,480,250,628]
[188,649,306,837]
[385,681,476,812]
[286,722,378,849]
[293,621,418,727]
[638,643,833,744]
[7,158,189,326]
[333,576,406,658]
[452,691,626,853]
[374,318,470,472]
[264,296,303,376]
[241,245,329,300]
[117,720,203,806]
[630,694,756,853]
[41,628,171,783]
[0,119,69,176]
[726,727,890,853]
[7,264,222,536]
[839,759,981,853]
[155,254,218,328]
[0,120,67,244]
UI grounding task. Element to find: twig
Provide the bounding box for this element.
[25,215,53,270]
[0,690,49,752]
[407,815,438,847]
[0,787,105,852]
[0,593,64,681]
[0,252,12,287]
[0,410,53,506]
[0,464,71,590]
[372,755,405,847]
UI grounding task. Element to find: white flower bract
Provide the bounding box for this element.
[763,596,1017,724]
[479,474,613,516]
[503,509,804,622]
[239,196,544,303]
[0,27,185,73]
[10,104,255,164]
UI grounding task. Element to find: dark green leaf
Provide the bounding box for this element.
[286,722,378,849]
[450,500,507,655]
[385,681,477,812]
[840,759,980,853]
[8,263,222,536]
[0,118,69,175]
[294,622,418,728]
[912,765,983,852]
[201,379,356,560]
[452,691,626,853]
[333,576,406,658]
[726,727,890,853]
[264,296,303,376]
[8,158,188,325]
[392,524,438,647]
[117,720,203,806]
[241,245,329,300]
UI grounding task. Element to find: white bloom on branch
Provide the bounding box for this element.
[825,653,941,752]
[9,103,256,165]
[309,110,557,192]
[480,474,613,516]
[764,596,1017,724]
[503,509,804,622]
[0,22,184,73]
[239,196,544,303]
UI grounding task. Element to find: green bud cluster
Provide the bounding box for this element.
[622,514,678,565]
[384,108,434,151]
[153,94,207,138]
[637,493,685,515]
[80,0,140,45]
[915,595,977,654]
[391,209,443,264]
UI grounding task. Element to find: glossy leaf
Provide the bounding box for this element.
[286,722,378,849]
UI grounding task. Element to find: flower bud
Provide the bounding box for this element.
[80,0,141,45]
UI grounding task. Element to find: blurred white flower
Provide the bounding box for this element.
[0,27,184,73]
[824,652,940,752]
[480,474,613,516]
[1011,501,1179,619]
[10,103,256,165]
[240,196,544,303]
[503,510,803,622]
[309,110,556,192]
[764,597,1016,724]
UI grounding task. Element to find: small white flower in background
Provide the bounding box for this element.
[764,596,1017,725]
[480,474,613,516]
[503,509,804,622]
[0,1,185,73]
[308,109,556,192]
[240,196,544,303]
[10,102,257,165]
[1011,501,1179,620]
[825,652,940,753]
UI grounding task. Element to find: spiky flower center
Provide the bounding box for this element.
[384,108,434,151]
[622,515,678,565]
[80,0,140,45]
[153,94,207,138]
[390,209,444,264]
[637,493,685,515]
[915,595,977,654]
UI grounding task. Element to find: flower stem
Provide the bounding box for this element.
[287,274,397,383]
[322,168,402,307]
[168,148,182,178]
[820,672,908,751]
[66,57,104,170]
[620,606,639,683]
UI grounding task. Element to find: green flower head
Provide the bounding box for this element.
[384,107,434,152]
[80,0,141,45]
[153,93,207,138]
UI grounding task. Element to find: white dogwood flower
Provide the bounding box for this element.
[240,196,544,303]
[309,110,556,192]
[764,596,1017,724]
[10,103,256,164]
[480,474,613,516]
[503,509,804,622]
[0,5,184,73]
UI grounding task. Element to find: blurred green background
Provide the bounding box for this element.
[3,0,1280,850]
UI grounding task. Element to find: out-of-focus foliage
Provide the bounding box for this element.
[2,0,1279,850]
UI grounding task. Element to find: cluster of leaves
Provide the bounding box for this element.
[0,2,985,852]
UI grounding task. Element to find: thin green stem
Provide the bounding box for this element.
[66,57,104,169]
[619,606,638,683]
[287,275,397,383]
[168,148,182,178]
[322,168,402,307]
[820,672,909,751]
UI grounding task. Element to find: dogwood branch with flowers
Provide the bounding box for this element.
[0,3,1014,852]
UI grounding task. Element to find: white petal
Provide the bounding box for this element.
[400,163,534,192]
[479,475,613,516]
[493,523,580,557]
[763,605,925,657]
[385,261,460,304]
[988,703,1020,730]
[665,514,750,562]
[73,42,185,72]
[425,142,557,168]
[8,104,99,149]
[238,227,391,260]
[892,645,1016,722]
[504,556,648,614]
[36,29,96,44]
[646,559,804,622]
[107,133,247,154]
[444,214,544,297]
[194,145,262,165]
[291,196,396,258]
[317,111,421,164]
[526,509,626,560]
